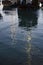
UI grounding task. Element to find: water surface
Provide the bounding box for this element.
[0,8,43,65]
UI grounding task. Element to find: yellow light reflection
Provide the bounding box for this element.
[26,31,32,65]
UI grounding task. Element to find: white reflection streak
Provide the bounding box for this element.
[39,3,42,7]
[0,0,3,10]
[0,0,4,17]
[26,31,32,65]
[9,9,19,46]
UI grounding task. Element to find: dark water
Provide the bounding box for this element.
[0,8,43,65]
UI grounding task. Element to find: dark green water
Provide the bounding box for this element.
[0,8,43,65]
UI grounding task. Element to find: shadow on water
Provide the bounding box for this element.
[0,13,3,19]
[18,8,38,30]
[3,6,13,10]
[3,8,17,15]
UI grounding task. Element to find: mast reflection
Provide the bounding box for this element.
[0,13,3,19]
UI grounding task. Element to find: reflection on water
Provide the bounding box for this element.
[18,8,38,65]
[18,9,38,29]
[0,13,3,19]
[0,8,43,65]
